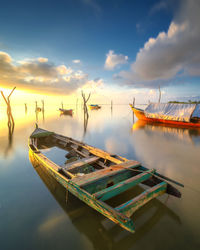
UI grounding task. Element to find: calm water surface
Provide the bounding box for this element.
[0,104,200,250]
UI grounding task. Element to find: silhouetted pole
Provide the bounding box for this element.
[1,87,16,126]
[132,97,135,123]
[35,101,38,122]
[1,87,16,154]
[133,97,135,107]
[158,86,161,103]
[81,91,91,138]
[42,100,44,111]
[81,91,91,117]
[35,101,38,111]
[24,103,27,113]
[42,100,45,122]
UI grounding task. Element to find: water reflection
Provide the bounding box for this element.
[0,89,15,156]
[83,108,89,138]
[29,151,181,250]
[4,114,15,157]
[132,120,200,145]
[1,104,200,249]
[35,105,45,124]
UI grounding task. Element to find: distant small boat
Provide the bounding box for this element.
[89,104,101,110]
[36,107,42,112]
[130,103,200,128]
[59,108,73,116]
[29,127,182,233]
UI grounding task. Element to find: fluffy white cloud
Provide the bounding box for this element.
[119,0,200,87]
[83,77,104,92]
[72,59,81,64]
[38,57,48,63]
[104,50,128,70]
[0,51,95,94]
[57,65,72,75]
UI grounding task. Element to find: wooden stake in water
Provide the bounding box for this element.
[1,87,16,126]
[25,103,27,113]
[158,86,161,103]
[1,87,16,154]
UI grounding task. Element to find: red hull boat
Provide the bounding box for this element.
[130,104,200,128]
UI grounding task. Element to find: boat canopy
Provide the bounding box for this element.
[144,103,197,122]
[192,104,200,118]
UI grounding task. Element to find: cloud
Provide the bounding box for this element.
[72,59,81,64]
[104,50,128,70]
[118,0,200,88]
[149,0,168,15]
[0,51,92,94]
[83,77,104,92]
[38,57,48,63]
[57,65,73,75]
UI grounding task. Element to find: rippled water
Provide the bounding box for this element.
[0,104,200,250]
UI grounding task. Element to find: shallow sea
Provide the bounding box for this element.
[0,104,200,250]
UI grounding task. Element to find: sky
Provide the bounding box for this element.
[0,0,200,104]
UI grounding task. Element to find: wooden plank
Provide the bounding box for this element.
[70,145,89,157]
[115,182,167,217]
[93,169,155,201]
[63,156,100,170]
[84,147,123,164]
[73,160,140,186]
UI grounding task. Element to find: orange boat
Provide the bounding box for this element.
[89,104,101,110]
[130,104,200,128]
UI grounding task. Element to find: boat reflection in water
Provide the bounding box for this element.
[132,120,200,146]
[29,149,181,250]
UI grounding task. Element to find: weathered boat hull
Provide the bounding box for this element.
[130,104,200,128]
[29,127,182,233]
[29,147,135,233]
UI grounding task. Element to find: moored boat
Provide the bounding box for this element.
[29,126,182,233]
[89,104,101,110]
[130,103,200,128]
[36,107,42,112]
[59,108,73,116]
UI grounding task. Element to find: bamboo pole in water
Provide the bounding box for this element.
[1,87,16,126]
[25,103,27,113]
[133,97,135,107]
[81,91,91,138]
[158,86,161,103]
[1,87,16,154]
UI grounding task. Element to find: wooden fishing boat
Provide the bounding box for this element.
[36,107,42,112]
[30,153,181,243]
[59,108,73,116]
[130,104,200,128]
[29,126,182,233]
[89,104,101,110]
